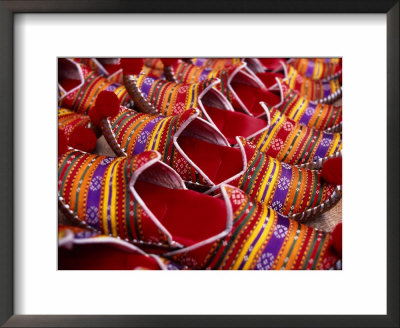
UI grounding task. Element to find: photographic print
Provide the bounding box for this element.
[58,57,342,270]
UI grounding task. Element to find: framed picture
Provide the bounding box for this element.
[1,1,398,327]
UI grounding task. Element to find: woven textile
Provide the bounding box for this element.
[289,58,342,80]
[169,60,245,103]
[135,75,217,116]
[108,108,199,162]
[191,58,242,70]
[143,58,165,78]
[168,185,340,270]
[135,72,342,165]
[235,138,337,216]
[73,58,124,84]
[58,108,91,136]
[59,61,130,116]
[274,82,342,131]
[106,109,338,218]
[134,64,342,165]
[58,150,173,245]
[59,224,102,240]
[285,66,341,102]
[250,107,342,166]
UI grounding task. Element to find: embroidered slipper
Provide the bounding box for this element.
[190,57,244,69]
[159,58,272,117]
[59,188,341,271]
[58,224,172,270]
[91,97,342,220]
[164,62,344,168]
[121,62,342,167]
[248,58,342,81]
[249,61,342,104]
[231,79,342,132]
[59,143,249,255]
[164,185,342,270]
[280,65,342,103]
[121,59,268,144]
[58,58,132,116]
[168,58,343,134]
[149,57,242,79]
[143,58,166,78]
[125,63,233,118]
[221,62,342,132]
[73,58,124,84]
[160,58,340,133]
[58,108,98,152]
[250,102,342,169]
[266,78,342,132]
[287,58,342,81]
[122,58,255,123]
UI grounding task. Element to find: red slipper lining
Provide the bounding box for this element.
[203,105,267,144]
[257,58,286,71]
[135,180,227,247]
[255,72,285,89]
[178,136,243,185]
[59,78,82,93]
[59,244,160,270]
[231,81,281,116]
[58,58,83,93]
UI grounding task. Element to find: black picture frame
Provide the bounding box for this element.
[1,1,398,327]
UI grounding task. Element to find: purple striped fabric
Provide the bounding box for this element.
[254,213,290,270]
[299,103,316,126]
[132,116,164,155]
[199,67,213,81]
[305,62,314,77]
[322,83,331,98]
[193,58,206,67]
[140,76,158,99]
[237,208,272,270]
[269,164,292,212]
[313,133,334,160]
[85,158,112,230]
[105,83,121,92]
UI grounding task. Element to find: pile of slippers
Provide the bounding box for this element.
[58,57,342,270]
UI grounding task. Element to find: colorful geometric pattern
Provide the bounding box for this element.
[274,82,342,131]
[58,224,101,240]
[58,57,342,271]
[73,58,124,84]
[108,108,197,161]
[285,65,341,102]
[170,60,242,103]
[58,149,171,245]
[135,66,342,162]
[59,61,131,116]
[135,75,216,116]
[106,109,337,217]
[143,58,165,78]
[322,58,341,64]
[250,107,342,165]
[168,186,340,270]
[58,108,91,136]
[191,58,243,70]
[134,62,342,164]
[235,138,337,216]
[289,58,342,80]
